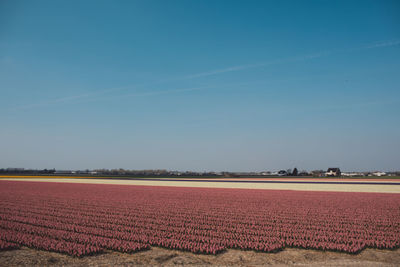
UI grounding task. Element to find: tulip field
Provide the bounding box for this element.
[0,181,399,257]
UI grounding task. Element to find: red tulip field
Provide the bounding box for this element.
[0,181,399,257]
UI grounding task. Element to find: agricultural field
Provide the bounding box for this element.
[0,180,399,265]
[2,176,400,193]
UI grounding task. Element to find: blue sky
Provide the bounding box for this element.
[1,0,399,171]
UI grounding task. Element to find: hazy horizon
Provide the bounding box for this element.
[1,166,398,173]
[1,0,399,172]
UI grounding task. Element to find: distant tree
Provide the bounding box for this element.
[223,172,238,178]
[299,170,309,176]
[311,170,325,177]
[292,168,298,176]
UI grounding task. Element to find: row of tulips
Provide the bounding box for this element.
[2,197,397,238]
[0,229,102,257]
[2,203,397,244]
[0,219,149,254]
[0,181,399,256]
[0,239,19,251]
[1,204,397,254]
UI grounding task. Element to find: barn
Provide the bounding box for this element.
[326,168,341,177]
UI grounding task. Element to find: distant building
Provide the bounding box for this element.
[326,168,341,177]
[277,170,287,176]
[55,170,75,174]
[342,172,363,177]
[372,171,386,177]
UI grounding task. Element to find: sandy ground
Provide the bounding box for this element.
[1,177,400,193]
[1,246,399,266]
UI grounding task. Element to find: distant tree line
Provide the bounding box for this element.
[0,168,56,174]
[1,168,398,177]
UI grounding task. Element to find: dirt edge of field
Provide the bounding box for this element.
[1,246,399,266]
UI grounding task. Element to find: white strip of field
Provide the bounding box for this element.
[1,178,399,193]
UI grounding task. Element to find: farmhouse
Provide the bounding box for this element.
[326,168,341,177]
[277,170,287,176]
[55,170,76,174]
[372,171,386,177]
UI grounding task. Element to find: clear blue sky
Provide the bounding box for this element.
[1,0,399,172]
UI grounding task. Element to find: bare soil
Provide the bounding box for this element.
[1,247,399,266]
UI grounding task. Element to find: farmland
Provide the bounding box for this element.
[0,180,399,261]
[2,176,400,193]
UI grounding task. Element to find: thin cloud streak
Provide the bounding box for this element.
[184,63,267,79]
[62,79,283,104]
[84,85,216,103]
[9,86,129,111]
[183,51,330,80]
[182,39,400,80]
[362,39,400,49]
[10,93,92,111]
[8,39,399,112]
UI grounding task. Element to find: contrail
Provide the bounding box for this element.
[362,39,400,49]
[181,39,400,80]
[182,51,330,80]
[8,39,399,111]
